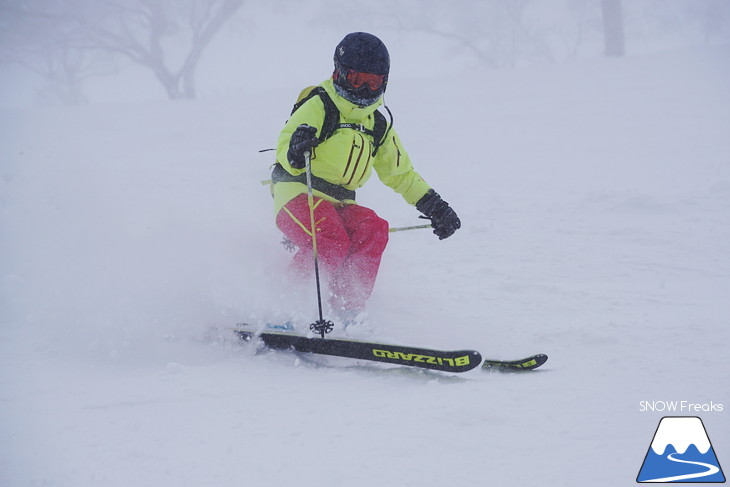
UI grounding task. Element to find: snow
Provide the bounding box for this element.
[2,46,730,486]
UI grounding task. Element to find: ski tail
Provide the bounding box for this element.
[481,354,548,372]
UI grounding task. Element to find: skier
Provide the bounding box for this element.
[272,32,460,324]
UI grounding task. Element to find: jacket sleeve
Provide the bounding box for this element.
[276,97,327,176]
[372,128,432,205]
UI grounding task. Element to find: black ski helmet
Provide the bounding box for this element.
[333,32,390,106]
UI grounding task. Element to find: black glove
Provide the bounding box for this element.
[416,189,461,240]
[287,124,319,169]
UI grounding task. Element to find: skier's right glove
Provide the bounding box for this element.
[287,124,319,169]
[416,189,461,240]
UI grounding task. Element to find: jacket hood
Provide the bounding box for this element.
[321,79,382,122]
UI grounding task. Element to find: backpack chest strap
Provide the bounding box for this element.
[337,122,379,139]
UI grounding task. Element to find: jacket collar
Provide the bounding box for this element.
[321,79,382,122]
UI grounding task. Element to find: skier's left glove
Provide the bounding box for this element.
[416,189,461,240]
[287,124,319,169]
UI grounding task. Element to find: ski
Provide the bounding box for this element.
[234,324,548,373]
[481,354,548,372]
[233,324,481,373]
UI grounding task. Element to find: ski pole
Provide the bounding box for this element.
[389,223,432,233]
[304,150,334,338]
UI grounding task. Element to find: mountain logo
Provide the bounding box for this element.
[637,416,726,483]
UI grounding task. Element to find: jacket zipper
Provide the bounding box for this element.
[393,136,401,167]
[346,133,365,185]
[341,139,357,179]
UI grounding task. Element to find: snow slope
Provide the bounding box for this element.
[2,46,729,486]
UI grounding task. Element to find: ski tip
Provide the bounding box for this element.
[481,353,548,372]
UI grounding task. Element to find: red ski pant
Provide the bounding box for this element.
[276,195,389,312]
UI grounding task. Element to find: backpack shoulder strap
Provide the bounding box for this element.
[371,109,387,154]
[314,88,340,142]
[371,106,394,156]
[290,86,340,143]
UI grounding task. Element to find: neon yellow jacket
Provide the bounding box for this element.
[272,79,432,214]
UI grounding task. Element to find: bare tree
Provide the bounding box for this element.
[80,0,246,99]
[1,1,108,104]
[601,0,625,56]
[0,0,245,101]
[325,0,553,69]
[684,0,730,44]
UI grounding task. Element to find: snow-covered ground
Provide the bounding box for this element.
[2,46,729,486]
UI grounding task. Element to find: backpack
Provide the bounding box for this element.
[291,86,391,156]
